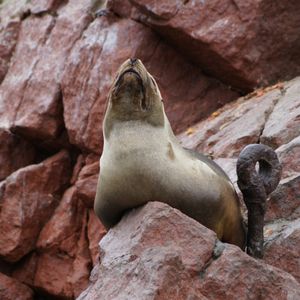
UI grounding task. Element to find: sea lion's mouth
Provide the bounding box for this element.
[115,68,147,111]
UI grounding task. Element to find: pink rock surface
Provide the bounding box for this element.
[0,272,33,300]
[178,87,281,158]
[62,13,238,153]
[35,187,91,299]
[0,150,71,262]
[266,173,300,222]
[78,202,300,300]
[108,0,300,91]
[261,77,300,148]
[276,136,300,179]
[87,209,106,266]
[264,218,300,283]
[11,1,93,140]
[0,129,36,181]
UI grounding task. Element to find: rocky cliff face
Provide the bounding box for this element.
[0,0,299,299]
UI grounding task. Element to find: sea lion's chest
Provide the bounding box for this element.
[99,122,219,203]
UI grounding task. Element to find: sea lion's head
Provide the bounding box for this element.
[104,59,165,136]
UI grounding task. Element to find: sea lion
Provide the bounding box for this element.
[94,58,281,256]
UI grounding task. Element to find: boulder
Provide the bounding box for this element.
[264,218,300,283]
[0,0,93,141]
[261,77,300,148]
[78,202,300,300]
[34,187,91,299]
[276,136,300,179]
[178,85,282,158]
[0,150,71,262]
[0,129,36,181]
[62,13,238,153]
[108,0,300,91]
[0,272,33,300]
[266,173,300,222]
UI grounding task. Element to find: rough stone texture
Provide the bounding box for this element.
[0,272,33,300]
[75,160,99,208]
[87,210,106,266]
[264,218,300,283]
[276,136,300,179]
[108,0,300,91]
[34,187,91,299]
[0,21,20,84]
[266,173,300,222]
[0,1,299,298]
[62,13,238,153]
[261,77,300,148]
[78,202,300,300]
[0,150,71,263]
[178,85,282,158]
[0,129,36,181]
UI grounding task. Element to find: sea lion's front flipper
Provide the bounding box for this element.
[237,144,281,258]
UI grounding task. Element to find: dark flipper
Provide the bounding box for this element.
[237,144,281,258]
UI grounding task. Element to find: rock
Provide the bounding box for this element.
[178,86,281,158]
[70,210,92,299]
[261,77,300,148]
[264,218,300,283]
[75,160,99,208]
[0,129,36,181]
[0,14,55,131]
[28,0,64,14]
[78,202,300,300]
[87,209,106,266]
[0,150,71,262]
[198,246,300,299]
[62,13,238,153]
[34,187,91,299]
[276,136,300,179]
[266,173,300,222]
[11,253,38,287]
[12,1,93,141]
[0,0,93,141]
[108,0,300,91]
[0,272,33,300]
[0,20,20,84]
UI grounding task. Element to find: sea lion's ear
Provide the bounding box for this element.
[161,98,164,102]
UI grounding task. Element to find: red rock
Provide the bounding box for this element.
[0,150,71,262]
[75,161,99,208]
[71,210,92,298]
[0,272,33,300]
[37,187,83,256]
[266,173,300,222]
[78,202,300,300]
[28,0,63,14]
[35,187,90,299]
[62,14,238,153]
[0,21,20,84]
[178,87,280,158]
[261,77,300,148]
[264,218,300,283]
[0,129,36,181]
[108,0,300,91]
[0,14,54,131]
[87,210,106,266]
[10,1,93,141]
[34,252,74,298]
[199,246,300,299]
[276,136,300,179]
[12,253,38,287]
[78,202,215,299]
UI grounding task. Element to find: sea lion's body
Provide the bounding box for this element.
[95,58,245,248]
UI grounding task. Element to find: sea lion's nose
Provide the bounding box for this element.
[130,58,138,65]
